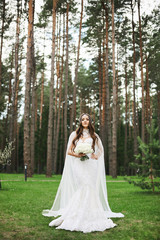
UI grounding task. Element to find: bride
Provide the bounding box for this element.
[42,113,124,233]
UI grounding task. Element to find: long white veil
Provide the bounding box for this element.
[42,131,124,218]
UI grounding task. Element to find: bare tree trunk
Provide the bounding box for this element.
[111,0,117,178]
[157,91,160,142]
[24,0,35,177]
[59,102,64,174]
[40,71,44,129]
[145,55,150,144]
[54,13,65,173]
[70,0,83,133]
[128,97,131,139]
[30,42,36,175]
[16,123,19,172]
[136,101,140,137]
[101,37,106,145]
[98,45,102,138]
[145,54,150,129]
[46,0,58,177]
[64,3,69,156]
[10,0,21,172]
[6,48,14,172]
[124,62,128,173]
[52,15,60,169]
[138,0,145,143]
[102,3,112,175]
[0,0,5,94]
[9,48,14,104]
[52,47,60,172]
[131,0,138,158]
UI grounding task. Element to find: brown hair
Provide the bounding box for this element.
[72,113,97,152]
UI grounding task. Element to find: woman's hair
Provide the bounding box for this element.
[72,113,97,152]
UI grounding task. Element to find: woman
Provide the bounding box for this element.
[42,113,124,233]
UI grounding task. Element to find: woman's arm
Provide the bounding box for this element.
[91,134,103,160]
[91,153,98,160]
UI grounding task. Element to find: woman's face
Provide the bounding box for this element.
[81,114,90,128]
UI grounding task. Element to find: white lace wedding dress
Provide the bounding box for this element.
[42,131,124,233]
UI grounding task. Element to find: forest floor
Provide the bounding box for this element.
[0,174,160,240]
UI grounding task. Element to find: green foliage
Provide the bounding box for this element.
[125,120,160,191]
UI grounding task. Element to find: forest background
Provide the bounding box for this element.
[0,0,160,178]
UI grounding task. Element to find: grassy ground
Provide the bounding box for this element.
[0,174,160,240]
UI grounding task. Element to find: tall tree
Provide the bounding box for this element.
[24,0,35,177]
[111,0,117,178]
[102,1,112,175]
[0,0,5,95]
[145,54,151,142]
[98,45,102,137]
[64,3,69,156]
[54,12,65,173]
[138,0,145,144]
[124,61,128,172]
[101,33,106,146]
[10,0,21,172]
[30,20,36,175]
[70,0,83,133]
[46,0,59,177]
[131,0,138,158]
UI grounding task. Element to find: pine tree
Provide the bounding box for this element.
[126,120,160,192]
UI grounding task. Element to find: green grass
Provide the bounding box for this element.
[0,174,160,240]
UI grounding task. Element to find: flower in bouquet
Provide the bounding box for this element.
[74,143,93,161]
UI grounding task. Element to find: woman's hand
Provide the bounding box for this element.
[74,152,86,158]
[67,149,86,158]
[91,153,98,160]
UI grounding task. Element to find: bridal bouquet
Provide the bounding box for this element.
[74,143,93,161]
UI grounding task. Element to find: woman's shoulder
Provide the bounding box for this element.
[69,131,77,138]
[94,132,101,141]
[94,132,99,137]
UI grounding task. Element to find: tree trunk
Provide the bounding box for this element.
[59,102,64,174]
[40,71,44,129]
[46,0,58,177]
[101,37,106,147]
[9,48,13,104]
[54,14,65,173]
[64,3,69,157]
[131,0,138,158]
[52,31,60,172]
[30,39,36,175]
[157,91,160,142]
[102,3,112,175]
[6,48,14,173]
[138,0,145,144]
[145,54,150,129]
[111,0,117,178]
[124,61,128,173]
[70,0,83,133]
[52,14,61,169]
[128,97,131,139]
[10,0,21,172]
[16,123,19,172]
[0,0,5,94]
[24,0,35,177]
[98,45,102,138]
[145,54,150,144]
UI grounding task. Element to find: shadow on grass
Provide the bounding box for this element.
[131,189,160,195]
